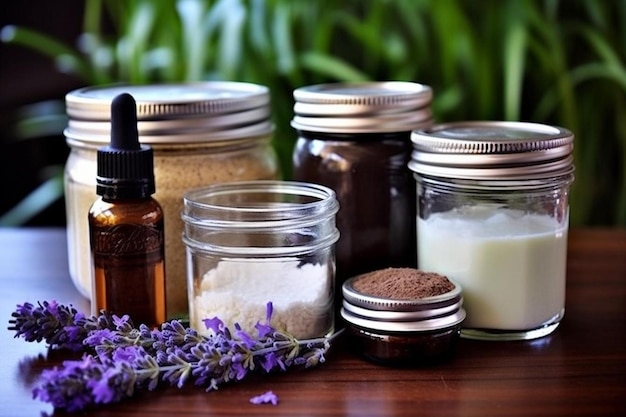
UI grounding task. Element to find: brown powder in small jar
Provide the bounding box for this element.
[353,268,454,300]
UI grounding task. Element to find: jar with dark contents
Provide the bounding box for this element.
[341,267,465,367]
[291,82,433,298]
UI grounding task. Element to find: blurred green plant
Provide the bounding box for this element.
[1,0,624,226]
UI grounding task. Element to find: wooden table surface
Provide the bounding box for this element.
[0,227,624,417]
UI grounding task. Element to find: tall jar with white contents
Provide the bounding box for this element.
[64,83,278,319]
[182,181,339,339]
[409,121,574,341]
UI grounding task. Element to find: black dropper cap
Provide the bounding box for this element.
[96,93,155,200]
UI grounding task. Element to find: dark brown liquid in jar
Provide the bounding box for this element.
[292,131,416,284]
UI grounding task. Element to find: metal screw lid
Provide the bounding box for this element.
[341,273,465,333]
[409,121,575,180]
[291,81,433,133]
[341,307,466,333]
[65,82,273,144]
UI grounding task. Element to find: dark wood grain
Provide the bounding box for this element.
[1,228,625,417]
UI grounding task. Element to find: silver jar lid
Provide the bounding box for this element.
[291,81,433,133]
[65,82,273,145]
[341,273,466,333]
[409,121,574,179]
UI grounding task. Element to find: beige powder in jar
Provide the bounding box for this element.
[65,139,277,319]
[64,82,278,320]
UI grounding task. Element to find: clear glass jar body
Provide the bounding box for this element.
[416,174,573,340]
[65,139,278,318]
[293,131,417,285]
[182,181,339,339]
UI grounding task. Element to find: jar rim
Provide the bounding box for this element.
[342,273,463,311]
[181,180,340,229]
[181,180,340,256]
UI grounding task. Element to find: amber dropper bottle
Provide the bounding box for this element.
[88,93,166,327]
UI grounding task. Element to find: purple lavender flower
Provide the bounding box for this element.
[112,314,131,328]
[33,347,158,412]
[10,300,342,412]
[84,328,117,347]
[64,315,86,342]
[33,356,116,412]
[202,316,224,333]
[250,390,279,405]
[234,323,258,349]
[44,300,59,315]
[259,351,284,373]
[8,301,86,351]
[254,302,274,338]
[8,301,123,352]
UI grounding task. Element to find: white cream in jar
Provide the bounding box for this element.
[418,206,567,331]
[410,121,575,341]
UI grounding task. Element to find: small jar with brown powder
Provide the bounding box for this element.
[341,267,465,366]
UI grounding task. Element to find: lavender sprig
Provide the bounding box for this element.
[9,301,127,352]
[9,301,341,412]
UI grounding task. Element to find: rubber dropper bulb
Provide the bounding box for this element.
[95,93,155,200]
[110,93,140,151]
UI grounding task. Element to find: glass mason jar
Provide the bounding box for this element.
[64,82,278,319]
[181,180,339,339]
[409,121,575,341]
[291,82,433,296]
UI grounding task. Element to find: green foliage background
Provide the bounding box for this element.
[2,0,625,226]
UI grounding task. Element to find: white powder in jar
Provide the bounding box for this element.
[191,259,333,339]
